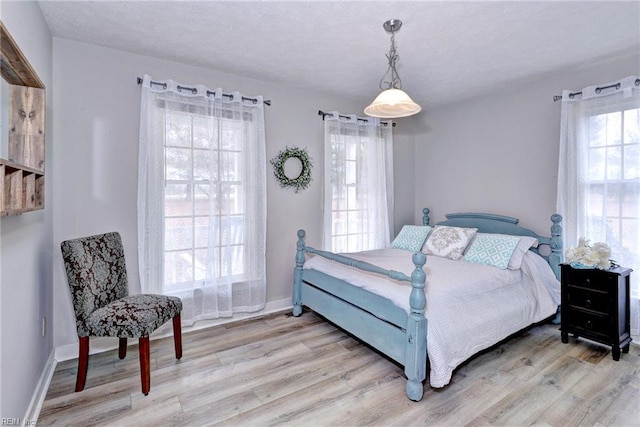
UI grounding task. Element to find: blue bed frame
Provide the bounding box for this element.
[292,208,563,401]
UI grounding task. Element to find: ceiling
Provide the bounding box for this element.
[38,1,640,110]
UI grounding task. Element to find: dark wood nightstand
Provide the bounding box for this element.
[560,264,633,360]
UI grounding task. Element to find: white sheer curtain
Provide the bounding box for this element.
[322,112,394,252]
[138,75,266,325]
[557,75,640,338]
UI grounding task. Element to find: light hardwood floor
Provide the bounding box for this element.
[38,310,640,426]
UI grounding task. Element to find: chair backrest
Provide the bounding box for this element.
[61,232,129,336]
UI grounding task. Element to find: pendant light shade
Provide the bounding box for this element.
[364,88,421,118]
[365,19,421,119]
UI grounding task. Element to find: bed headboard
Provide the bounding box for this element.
[421,208,563,279]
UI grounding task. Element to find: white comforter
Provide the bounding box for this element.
[304,248,560,388]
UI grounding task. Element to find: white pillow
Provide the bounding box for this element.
[507,235,539,270]
[390,225,432,252]
[463,233,521,269]
[421,225,477,260]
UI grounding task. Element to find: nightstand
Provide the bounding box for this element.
[560,264,633,360]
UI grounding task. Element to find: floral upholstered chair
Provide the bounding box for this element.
[61,232,183,395]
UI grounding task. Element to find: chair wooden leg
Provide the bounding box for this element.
[139,336,151,395]
[118,337,127,359]
[173,314,183,360]
[75,336,89,392]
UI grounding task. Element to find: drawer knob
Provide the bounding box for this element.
[585,299,592,308]
[585,278,591,285]
[585,320,593,329]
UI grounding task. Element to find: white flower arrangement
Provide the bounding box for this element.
[565,237,612,269]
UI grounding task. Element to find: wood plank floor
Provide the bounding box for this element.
[38,310,640,426]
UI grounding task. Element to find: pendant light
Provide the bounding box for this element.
[364,19,421,118]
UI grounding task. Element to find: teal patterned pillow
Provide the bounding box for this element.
[391,225,432,252]
[463,234,520,269]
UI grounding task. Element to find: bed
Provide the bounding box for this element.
[292,208,564,401]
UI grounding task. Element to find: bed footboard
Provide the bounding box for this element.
[292,229,428,401]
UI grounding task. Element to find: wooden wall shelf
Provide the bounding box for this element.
[1,21,46,217]
[0,159,44,216]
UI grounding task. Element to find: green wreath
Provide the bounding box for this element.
[270,146,313,193]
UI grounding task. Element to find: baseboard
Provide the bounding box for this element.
[54,297,293,362]
[23,349,57,425]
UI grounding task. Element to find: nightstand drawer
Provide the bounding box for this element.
[566,286,609,314]
[563,267,615,291]
[565,309,610,339]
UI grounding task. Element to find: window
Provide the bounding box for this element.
[138,76,266,323]
[163,110,246,289]
[323,113,393,252]
[584,107,640,279]
[330,133,367,252]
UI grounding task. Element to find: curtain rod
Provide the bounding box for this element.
[318,110,396,127]
[552,78,640,102]
[136,77,271,106]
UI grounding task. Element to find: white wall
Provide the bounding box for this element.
[392,119,417,231]
[0,1,53,419]
[413,51,640,235]
[51,38,415,349]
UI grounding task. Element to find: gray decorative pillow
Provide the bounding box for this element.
[422,225,478,260]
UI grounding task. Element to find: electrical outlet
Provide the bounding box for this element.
[42,316,47,337]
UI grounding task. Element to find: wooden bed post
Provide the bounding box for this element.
[292,229,306,316]
[422,208,430,226]
[549,214,563,279]
[404,252,427,401]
